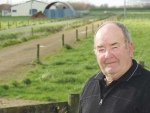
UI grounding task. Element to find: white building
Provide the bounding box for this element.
[11,1,48,16]
[2,10,11,16]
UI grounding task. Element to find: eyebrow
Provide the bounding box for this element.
[96,42,119,48]
[111,42,119,46]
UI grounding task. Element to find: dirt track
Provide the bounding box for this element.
[0,20,102,107]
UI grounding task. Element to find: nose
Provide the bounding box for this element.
[105,49,114,58]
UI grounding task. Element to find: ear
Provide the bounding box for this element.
[128,42,134,57]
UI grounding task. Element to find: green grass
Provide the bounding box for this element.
[121,19,150,68]
[91,7,150,19]
[91,7,150,13]
[0,35,100,101]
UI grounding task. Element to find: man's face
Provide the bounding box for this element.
[94,23,133,78]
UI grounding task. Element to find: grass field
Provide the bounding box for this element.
[123,19,150,68]
[0,35,99,101]
[0,8,150,102]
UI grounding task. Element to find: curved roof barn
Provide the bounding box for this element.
[44,1,76,18]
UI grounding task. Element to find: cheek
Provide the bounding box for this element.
[96,54,105,63]
[113,50,125,58]
[114,50,131,61]
[113,52,121,59]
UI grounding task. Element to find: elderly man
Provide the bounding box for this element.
[78,21,150,113]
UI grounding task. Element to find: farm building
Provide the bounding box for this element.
[11,1,48,16]
[44,1,76,18]
[11,0,76,18]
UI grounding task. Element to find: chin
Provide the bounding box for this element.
[106,69,118,75]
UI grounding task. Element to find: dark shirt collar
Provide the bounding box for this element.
[95,59,141,82]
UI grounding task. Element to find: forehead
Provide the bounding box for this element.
[95,23,125,45]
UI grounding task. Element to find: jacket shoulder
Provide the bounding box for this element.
[84,73,100,86]
[80,73,101,99]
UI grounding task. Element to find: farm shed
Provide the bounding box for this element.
[44,1,76,18]
[11,1,48,16]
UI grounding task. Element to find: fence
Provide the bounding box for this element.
[0,94,80,113]
[0,18,71,30]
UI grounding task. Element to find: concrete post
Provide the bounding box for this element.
[68,94,80,113]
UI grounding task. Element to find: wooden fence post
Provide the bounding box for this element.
[37,44,40,64]
[16,21,17,28]
[62,34,64,46]
[86,26,87,38]
[68,94,80,113]
[31,27,33,36]
[8,22,9,29]
[97,24,99,28]
[76,29,78,41]
[92,24,94,33]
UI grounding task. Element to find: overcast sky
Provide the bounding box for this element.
[0,0,126,7]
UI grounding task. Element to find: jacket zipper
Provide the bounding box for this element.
[99,81,120,105]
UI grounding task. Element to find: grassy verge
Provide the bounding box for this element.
[0,17,74,30]
[0,25,65,49]
[0,34,99,101]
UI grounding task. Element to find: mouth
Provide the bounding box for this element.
[105,61,117,66]
[107,61,116,64]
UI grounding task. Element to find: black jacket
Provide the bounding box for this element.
[78,60,150,113]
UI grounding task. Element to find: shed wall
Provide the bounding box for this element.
[44,9,74,18]
[11,1,47,16]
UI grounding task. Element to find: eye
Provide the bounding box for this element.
[112,46,119,50]
[98,48,105,53]
[113,46,118,49]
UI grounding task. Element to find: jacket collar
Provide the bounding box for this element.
[95,59,142,82]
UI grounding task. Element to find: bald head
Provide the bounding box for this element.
[94,21,131,48]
